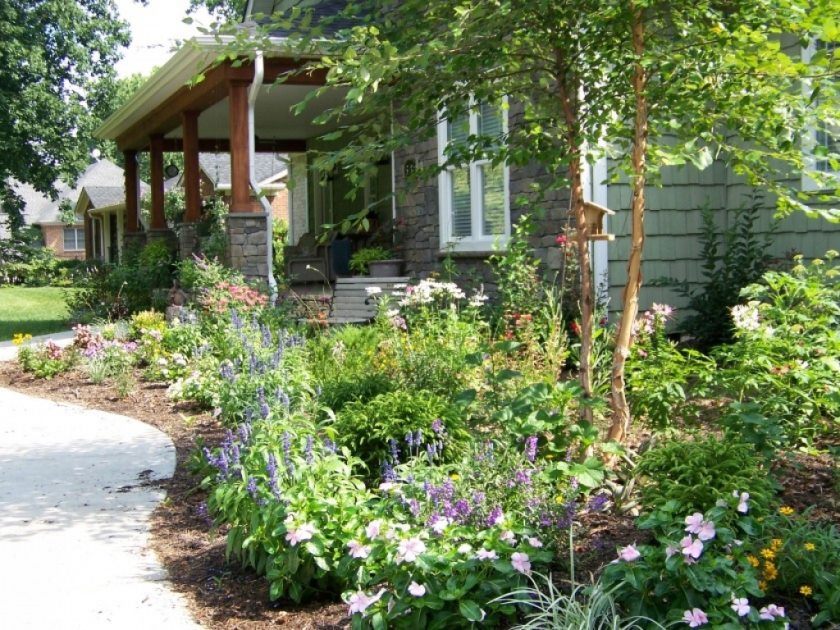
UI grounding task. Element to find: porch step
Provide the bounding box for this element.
[328,276,409,323]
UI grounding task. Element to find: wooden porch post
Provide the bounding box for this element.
[228,80,252,212]
[182,111,202,222]
[123,150,140,232]
[149,134,167,230]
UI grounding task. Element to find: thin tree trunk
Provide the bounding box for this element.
[608,6,648,442]
[556,48,594,423]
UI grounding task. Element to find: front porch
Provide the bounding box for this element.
[96,38,395,287]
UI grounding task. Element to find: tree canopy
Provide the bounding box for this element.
[0,0,130,233]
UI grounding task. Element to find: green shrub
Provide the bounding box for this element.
[349,246,392,275]
[319,373,395,413]
[635,436,776,515]
[333,389,470,476]
[18,341,76,379]
[128,310,166,340]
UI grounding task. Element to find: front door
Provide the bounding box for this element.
[108,213,118,263]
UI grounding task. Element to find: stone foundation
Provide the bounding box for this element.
[146,228,179,254]
[227,212,270,281]
[177,223,199,260]
[122,231,147,254]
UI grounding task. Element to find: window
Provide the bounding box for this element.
[63,227,84,251]
[802,40,839,190]
[438,100,510,252]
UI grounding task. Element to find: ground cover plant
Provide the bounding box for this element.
[12,249,839,628]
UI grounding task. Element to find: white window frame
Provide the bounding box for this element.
[437,99,511,253]
[801,40,839,191]
[63,226,84,251]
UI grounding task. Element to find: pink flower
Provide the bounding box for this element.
[396,537,426,563]
[665,545,679,559]
[682,608,708,627]
[511,552,531,575]
[430,515,450,534]
[476,548,498,561]
[680,536,704,559]
[684,513,704,534]
[347,540,371,559]
[618,544,641,562]
[731,597,750,617]
[407,581,426,597]
[555,234,568,246]
[347,588,385,616]
[500,530,516,543]
[697,521,716,541]
[526,537,543,548]
[285,522,315,546]
[365,520,382,539]
[759,604,785,621]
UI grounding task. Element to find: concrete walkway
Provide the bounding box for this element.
[0,387,200,629]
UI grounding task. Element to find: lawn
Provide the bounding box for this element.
[0,287,74,341]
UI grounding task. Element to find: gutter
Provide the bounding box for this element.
[248,50,278,305]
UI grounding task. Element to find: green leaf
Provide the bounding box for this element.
[458,600,483,622]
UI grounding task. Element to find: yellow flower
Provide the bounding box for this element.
[759,580,768,591]
[800,585,813,597]
[746,555,760,568]
[555,495,566,505]
[770,538,783,551]
[779,506,795,516]
[804,542,816,552]
[760,548,776,560]
[12,333,32,346]
[450,474,460,481]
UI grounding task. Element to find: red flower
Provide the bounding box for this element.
[555,234,568,246]
[570,321,581,336]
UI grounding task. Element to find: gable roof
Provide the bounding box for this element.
[2,159,130,226]
[198,152,288,188]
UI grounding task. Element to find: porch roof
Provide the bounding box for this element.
[95,35,337,152]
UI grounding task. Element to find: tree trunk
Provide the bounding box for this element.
[556,49,594,423]
[608,6,648,443]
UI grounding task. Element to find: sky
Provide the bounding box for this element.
[114,0,214,78]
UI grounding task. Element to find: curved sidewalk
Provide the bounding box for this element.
[0,387,199,629]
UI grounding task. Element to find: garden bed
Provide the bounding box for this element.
[1,361,835,628]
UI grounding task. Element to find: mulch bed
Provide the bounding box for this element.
[1,361,835,628]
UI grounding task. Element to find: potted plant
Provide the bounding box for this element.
[349,246,404,276]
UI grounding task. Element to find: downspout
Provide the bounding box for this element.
[248,50,278,305]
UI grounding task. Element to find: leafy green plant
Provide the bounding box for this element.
[654,201,776,349]
[755,508,840,625]
[318,373,395,413]
[713,253,840,445]
[603,499,790,628]
[720,402,786,460]
[349,246,392,275]
[490,215,543,319]
[333,389,470,476]
[635,436,776,515]
[18,341,76,379]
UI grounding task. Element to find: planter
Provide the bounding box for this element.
[367,259,404,277]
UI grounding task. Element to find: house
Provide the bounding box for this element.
[95,1,840,312]
[1,160,134,262]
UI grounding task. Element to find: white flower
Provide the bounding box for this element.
[499,530,516,543]
[365,286,383,296]
[347,588,386,616]
[430,515,450,534]
[407,581,426,597]
[526,537,543,548]
[385,308,400,318]
[457,543,473,554]
[285,522,315,546]
[396,537,426,563]
[347,540,371,559]
[731,303,760,331]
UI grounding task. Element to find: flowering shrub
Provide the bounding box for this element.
[128,310,166,340]
[200,281,268,315]
[82,340,138,385]
[635,436,776,515]
[753,508,840,625]
[713,253,840,445]
[18,341,76,379]
[602,498,790,627]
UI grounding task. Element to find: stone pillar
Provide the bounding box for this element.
[227,212,269,281]
[122,231,147,253]
[178,222,199,259]
[147,228,179,254]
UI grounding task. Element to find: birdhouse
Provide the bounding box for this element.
[582,201,615,241]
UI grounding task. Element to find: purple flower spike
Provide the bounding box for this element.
[524,436,538,462]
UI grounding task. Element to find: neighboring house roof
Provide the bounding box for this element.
[198,152,288,189]
[2,160,132,230]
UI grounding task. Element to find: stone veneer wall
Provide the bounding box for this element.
[393,109,572,289]
[227,213,270,280]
